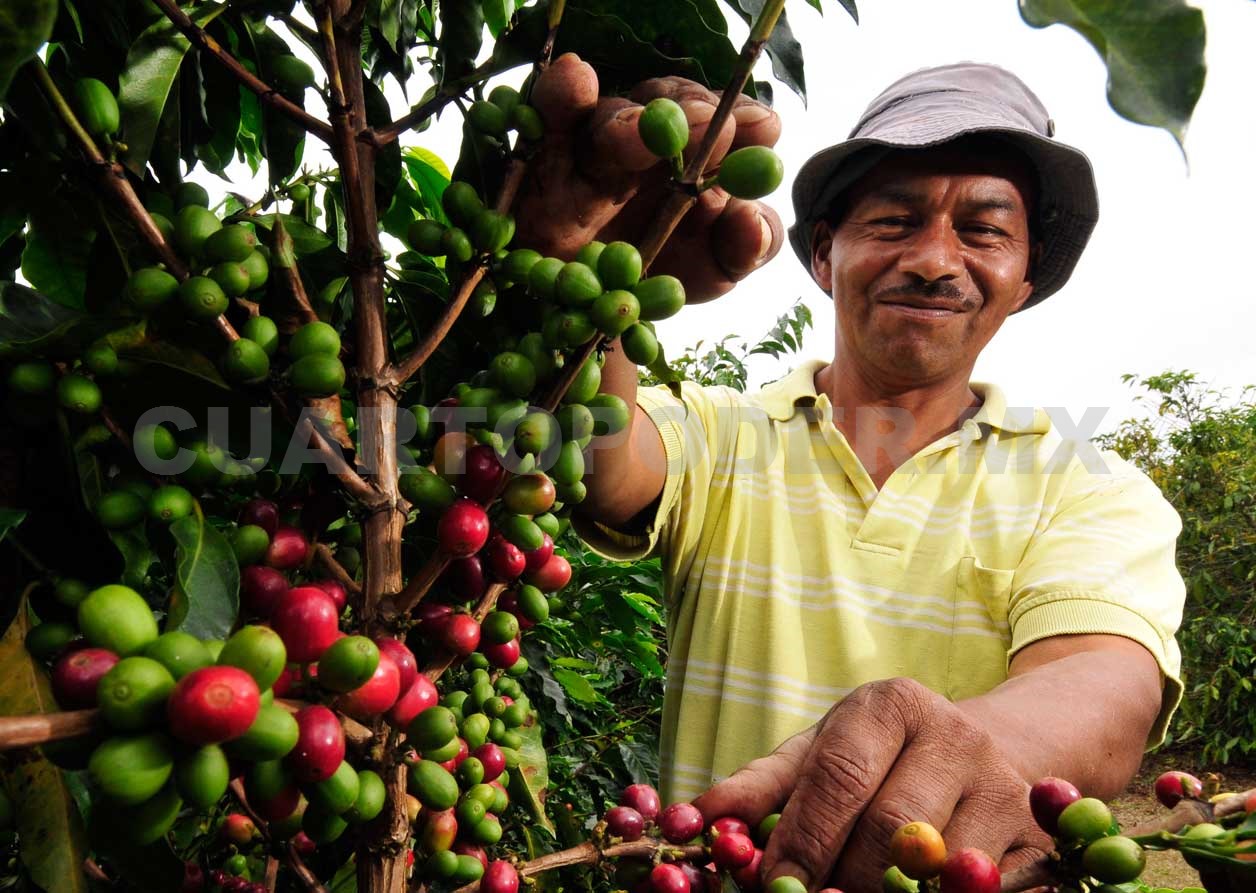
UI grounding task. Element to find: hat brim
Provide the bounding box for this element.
[787,127,1099,311]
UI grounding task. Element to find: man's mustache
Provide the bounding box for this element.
[873,280,976,308]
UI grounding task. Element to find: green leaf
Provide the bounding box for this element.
[0,598,90,893]
[402,147,453,222]
[253,213,334,256]
[551,667,601,704]
[724,0,806,102]
[0,509,26,544]
[120,339,230,389]
[482,0,513,36]
[166,505,240,640]
[328,856,358,892]
[119,4,228,174]
[1018,0,1205,147]
[0,0,57,101]
[506,718,555,834]
[20,197,96,310]
[0,281,86,356]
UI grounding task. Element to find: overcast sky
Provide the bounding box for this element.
[229,0,1255,434]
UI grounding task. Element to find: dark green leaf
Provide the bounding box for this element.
[119,5,228,174]
[254,213,334,256]
[166,505,240,640]
[0,0,57,101]
[0,599,90,893]
[20,197,97,310]
[483,0,513,37]
[1018,0,1205,147]
[833,0,857,23]
[328,856,358,892]
[0,508,26,544]
[0,281,87,356]
[120,339,229,389]
[108,526,157,592]
[402,147,452,222]
[725,0,806,101]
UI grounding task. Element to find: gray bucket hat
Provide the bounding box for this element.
[788,62,1099,310]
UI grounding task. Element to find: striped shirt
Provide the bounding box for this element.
[577,359,1186,802]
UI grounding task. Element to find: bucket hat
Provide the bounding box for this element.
[788,62,1099,309]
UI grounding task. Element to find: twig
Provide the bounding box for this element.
[149,0,334,144]
[315,542,363,598]
[29,59,187,281]
[370,58,508,147]
[636,0,785,267]
[0,709,100,751]
[386,156,527,388]
[423,582,506,683]
[540,0,567,66]
[230,779,329,892]
[452,839,706,893]
[264,856,280,892]
[294,414,386,508]
[380,552,450,622]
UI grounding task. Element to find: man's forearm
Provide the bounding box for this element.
[957,636,1163,799]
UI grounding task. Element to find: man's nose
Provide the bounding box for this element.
[896,218,964,283]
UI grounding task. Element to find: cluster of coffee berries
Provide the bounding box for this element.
[1030,777,1146,887]
[883,821,999,893]
[636,97,784,200]
[467,85,544,143]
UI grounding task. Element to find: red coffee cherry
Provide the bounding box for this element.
[938,848,1001,893]
[239,499,279,535]
[287,704,345,783]
[440,614,481,657]
[443,555,486,600]
[220,812,256,844]
[888,821,947,881]
[1154,770,1203,808]
[710,830,756,870]
[1030,776,1082,835]
[481,636,521,670]
[731,849,764,893]
[167,666,260,745]
[650,863,690,893]
[309,578,347,612]
[240,566,288,618]
[389,672,439,727]
[473,743,506,783]
[481,860,520,893]
[620,783,661,822]
[461,444,506,504]
[265,526,309,569]
[375,636,418,692]
[605,805,645,841]
[271,586,340,663]
[336,651,401,720]
[709,816,752,839]
[51,647,118,709]
[485,535,526,580]
[522,534,554,573]
[438,498,490,557]
[659,802,705,844]
[525,553,571,592]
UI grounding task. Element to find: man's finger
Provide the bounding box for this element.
[580,99,660,181]
[711,197,784,283]
[761,683,915,890]
[531,53,600,132]
[691,726,815,827]
[730,95,783,150]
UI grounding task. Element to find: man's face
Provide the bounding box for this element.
[811,147,1038,390]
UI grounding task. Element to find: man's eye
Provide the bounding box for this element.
[871,217,911,228]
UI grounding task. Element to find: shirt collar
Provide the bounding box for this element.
[755,359,1052,436]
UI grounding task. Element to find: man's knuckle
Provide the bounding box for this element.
[812,748,874,797]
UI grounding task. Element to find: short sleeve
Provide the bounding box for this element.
[1007,450,1186,747]
[572,382,736,608]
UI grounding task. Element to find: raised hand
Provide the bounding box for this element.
[517,53,786,303]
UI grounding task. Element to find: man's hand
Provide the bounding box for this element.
[693,677,1052,892]
[518,53,786,302]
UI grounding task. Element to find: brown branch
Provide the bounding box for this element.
[387,156,528,388]
[453,839,706,893]
[540,0,568,66]
[0,709,100,751]
[370,58,506,147]
[264,856,280,892]
[148,0,334,144]
[315,542,363,598]
[380,553,450,622]
[29,59,186,280]
[294,414,385,508]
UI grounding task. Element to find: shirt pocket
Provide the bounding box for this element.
[956,555,1016,639]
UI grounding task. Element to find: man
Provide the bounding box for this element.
[518,57,1185,891]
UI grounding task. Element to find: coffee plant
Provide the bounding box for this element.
[0,1,1223,892]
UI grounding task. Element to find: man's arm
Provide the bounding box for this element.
[693,633,1164,892]
[959,633,1162,799]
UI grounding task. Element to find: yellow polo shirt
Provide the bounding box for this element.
[576,360,1186,802]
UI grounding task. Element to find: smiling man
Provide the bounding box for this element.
[519,59,1186,892]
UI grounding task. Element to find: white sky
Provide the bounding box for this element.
[212,0,1256,433]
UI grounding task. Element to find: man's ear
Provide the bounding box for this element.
[810,221,835,292]
[1011,240,1042,312]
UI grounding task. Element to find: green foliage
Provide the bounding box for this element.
[641,299,812,391]
[1019,0,1205,149]
[1099,372,1256,764]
